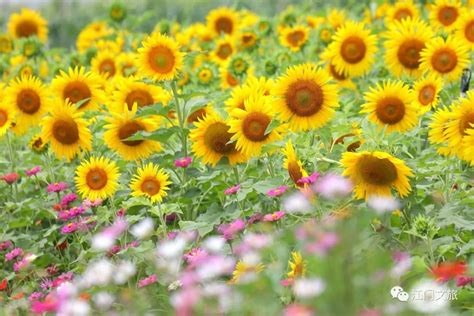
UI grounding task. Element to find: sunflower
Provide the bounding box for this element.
[412,74,443,114]
[211,36,235,64]
[273,63,339,131]
[324,21,377,77]
[341,151,413,199]
[443,92,474,155]
[225,82,254,113]
[51,67,104,112]
[229,260,265,284]
[29,134,47,153]
[428,0,461,33]
[196,64,215,85]
[384,0,419,25]
[327,9,346,29]
[190,112,248,166]
[130,163,171,202]
[0,34,13,53]
[110,77,171,112]
[91,50,118,79]
[206,7,239,37]
[75,157,120,200]
[42,100,92,161]
[228,94,285,157]
[116,52,139,77]
[283,139,308,186]
[428,107,456,156]
[455,10,474,50]
[104,104,160,161]
[287,252,306,279]
[76,21,113,52]
[7,8,48,42]
[279,25,310,52]
[219,64,241,90]
[383,18,434,78]
[461,128,474,163]
[419,36,469,82]
[5,75,49,134]
[0,102,15,137]
[138,32,184,81]
[239,31,258,49]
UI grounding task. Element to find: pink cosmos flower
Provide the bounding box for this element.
[184,248,209,267]
[47,182,68,193]
[61,222,78,234]
[25,166,41,177]
[60,193,77,208]
[284,304,314,316]
[313,174,352,199]
[297,172,320,185]
[174,157,193,168]
[1,172,19,184]
[218,218,246,240]
[267,186,288,197]
[224,184,241,195]
[263,211,285,222]
[5,248,23,261]
[138,274,157,288]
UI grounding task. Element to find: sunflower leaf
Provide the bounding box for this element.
[264,119,280,135]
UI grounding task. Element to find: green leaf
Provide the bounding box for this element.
[264,119,281,135]
[135,103,171,117]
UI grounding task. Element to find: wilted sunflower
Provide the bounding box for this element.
[412,74,443,114]
[273,63,339,131]
[283,139,308,186]
[0,102,15,137]
[91,50,118,79]
[190,112,248,166]
[384,18,434,78]
[130,163,171,202]
[104,104,161,161]
[419,36,469,82]
[361,80,418,133]
[384,0,419,25]
[8,8,48,42]
[110,77,171,112]
[428,0,461,33]
[279,25,309,52]
[42,100,92,161]
[5,75,50,134]
[206,7,239,37]
[51,67,104,112]
[455,11,474,50]
[228,93,285,157]
[324,21,377,77]
[341,151,413,199]
[75,156,120,200]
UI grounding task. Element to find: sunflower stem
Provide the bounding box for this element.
[232,166,240,184]
[171,80,188,156]
[5,131,18,202]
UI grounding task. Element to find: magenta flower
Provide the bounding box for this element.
[28,292,44,302]
[60,193,77,208]
[218,218,246,240]
[284,304,314,316]
[267,186,288,197]
[263,211,285,222]
[224,184,241,195]
[1,172,19,184]
[30,293,58,314]
[456,276,474,287]
[14,257,30,272]
[297,172,320,185]
[0,240,12,251]
[25,166,41,177]
[82,198,103,208]
[247,212,263,225]
[138,274,157,288]
[174,156,193,168]
[47,182,68,193]
[61,222,78,234]
[5,248,23,262]
[184,248,209,267]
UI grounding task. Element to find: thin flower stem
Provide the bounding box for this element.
[232,166,240,184]
[171,80,188,156]
[5,132,18,202]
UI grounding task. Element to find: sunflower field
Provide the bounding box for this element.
[0,0,474,314]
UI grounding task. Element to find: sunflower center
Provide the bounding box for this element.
[141,177,161,196]
[287,30,305,47]
[376,97,406,125]
[242,112,271,142]
[358,155,398,186]
[397,39,425,69]
[438,6,458,26]
[340,36,366,64]
[204,122,236,154]
[288,160,303,185]
[242,34,256,46]
[52,119,79,145]
[64,81,92,108]
[418,85,436,106]
[286,80,324,117]
[118,121,145,146]
[148,45,175,74]
[16,21,39,38]
[99,59,116,77]
[86,168,108,190]
[464,21,474,42]
[217,43,232,59]
[329,63,347,81]
[17,89,41,114]
[226,72,239,87]
[431,48,457,73]
[187,108,207,123]
[460,112,474,135]
[125,89,154,109]
[215,17,233,34]
[394,8,412,21]
[0,110,8,127]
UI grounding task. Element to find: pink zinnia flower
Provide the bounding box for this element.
[5,248,23,261]
[61,222,78,234]
[184,248,209,266]
[31,293,58,314]
[224,184,241,195]
[263,211,285,222]
[1,172,19,184]
[247,212,263,225]
[47,182,68,193]
[218,218,246,240]
[174,157,192,168]
[14,257,30,272]
[138,274,157,288]
[267,186,288,197]
[82,198,103,208]
[456,275,474,287]
[60,193,77,208]
[25,166,41,177]
[28,292,44,302]
[0,240,12,251]
[297,172,320,185]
